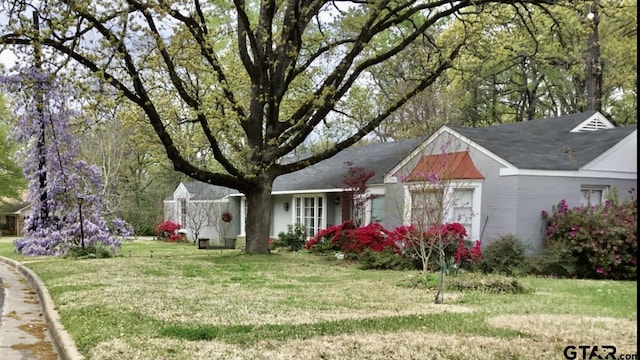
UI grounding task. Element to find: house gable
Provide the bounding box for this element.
[446,111,636,174]
[385,126,514,184]
[173,183,190,201]
[406,151,485,181]
[581,130,637,174]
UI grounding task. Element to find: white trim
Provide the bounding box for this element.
[273,189,344,195]
[177,182,188,192]
[569,112,615,132]
[14,204,31,215]
[403,186,412,225]
[385,127,447,183]
[580,185,610,206]
[187,199,229,204]
[228,188,345,197]
[239,197,246,236]
[469,184,483,241]
[499,168,637,179]
[385,126,515,183]
[362,185,386,225]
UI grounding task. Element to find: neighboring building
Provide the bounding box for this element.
[163,182,241,245]
[0,200,30,236]
[164,111,637,253]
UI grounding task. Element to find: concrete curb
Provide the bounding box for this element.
[0,256,84,360]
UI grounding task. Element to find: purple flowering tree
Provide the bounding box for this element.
[1,69,129,256]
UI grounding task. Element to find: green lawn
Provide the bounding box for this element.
[0,237,636,360]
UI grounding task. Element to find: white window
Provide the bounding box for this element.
[410,189,443,228]
[363,186,386,225]
[294,195,325,237]
[178,198,187,226]
[451,189,474,238]
[370,195,385,223]
[580,185,609,207]
[405,181,482,241]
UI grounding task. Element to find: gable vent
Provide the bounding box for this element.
[570,115,615,133]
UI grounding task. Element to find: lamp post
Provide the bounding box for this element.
[77,194,85,249]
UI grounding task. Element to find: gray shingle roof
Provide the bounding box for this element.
[0,201,30,214]
[169,111,635,199]
[165,182,239,201]
[169,138,423,199]
[273,138,425,192]
[182,182,238,200]
[450,112,636,170]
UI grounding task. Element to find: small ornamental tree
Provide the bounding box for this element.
[1,69,128,256]
[391,222,472,272]
[396,138,480,303]
[340,161,376,226]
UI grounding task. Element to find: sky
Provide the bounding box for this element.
[0,50,17,68]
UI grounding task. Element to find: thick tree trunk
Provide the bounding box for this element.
[244,182,274,254]
[585,3,602,112]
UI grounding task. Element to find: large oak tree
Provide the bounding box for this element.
[1,0,553,253]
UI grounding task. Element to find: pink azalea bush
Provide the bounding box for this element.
[307,220,482,271]
[305,221,398,255]
[454,238,482,267]
[541,190,637,280]
[155,220,184,242]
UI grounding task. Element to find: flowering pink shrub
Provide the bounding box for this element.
[306,221,398,255]
[454,239,482,266]
[340,223,395,254]
[542,190,637,280]
[155,220,182,241]
[305,221,355,252]
[385,225,417,247]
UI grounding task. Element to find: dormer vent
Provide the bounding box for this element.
[570,114,615,132]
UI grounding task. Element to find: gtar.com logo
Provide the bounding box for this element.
[563,345,637,360]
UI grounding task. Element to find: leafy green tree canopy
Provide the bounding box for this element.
[0,0,555,253]
[0,93,25,203]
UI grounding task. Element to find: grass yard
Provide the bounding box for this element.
[0,237,636,360]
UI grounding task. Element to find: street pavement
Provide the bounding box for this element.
[0,260,60,360]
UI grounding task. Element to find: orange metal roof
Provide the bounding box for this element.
[405,151,485,181]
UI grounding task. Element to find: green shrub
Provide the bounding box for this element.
[445,276,527,294]
[65,243,114,259]
[478,234,529,276]
[397,273,526,294]
[529,240,577,278]
[273,223,307,251]
[358,247,415,270]
[397,274,436,289]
